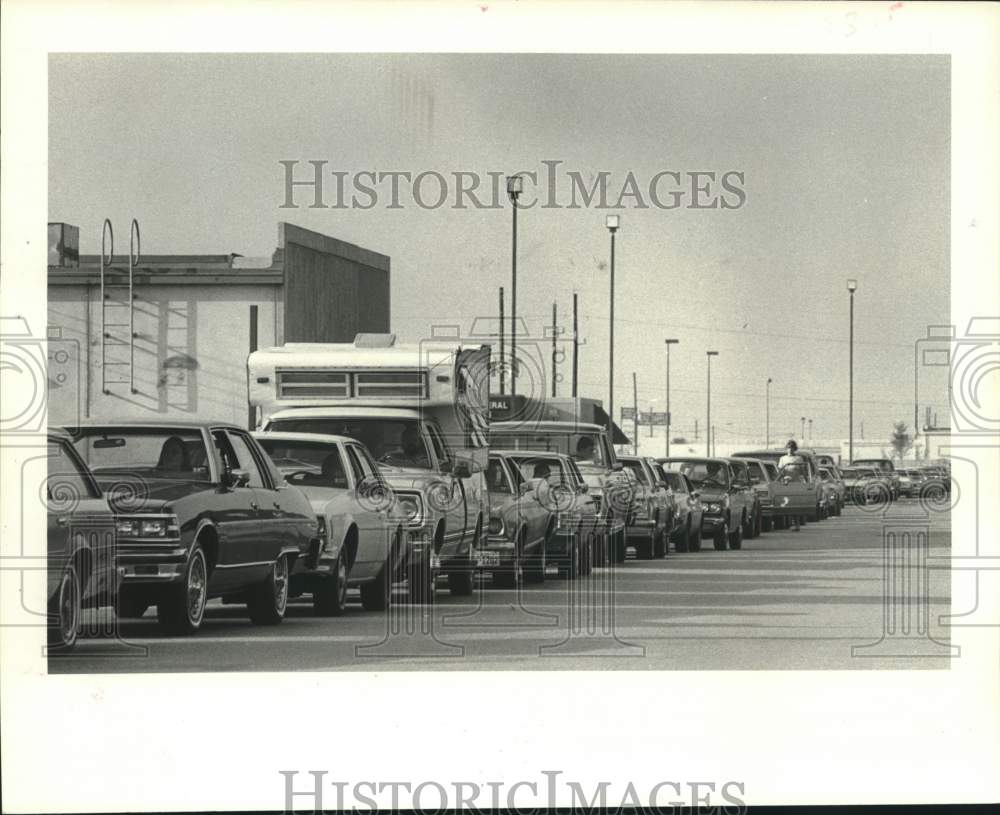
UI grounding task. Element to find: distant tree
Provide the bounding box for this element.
[890,422,913,462]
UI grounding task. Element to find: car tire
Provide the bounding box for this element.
[406,559,435,605]
[728,521,743,551]
[675,519,690,553]
[753,509,762,537]
[636,532,655,560]
[157,544,209,635]
[689,523,702,552]
[654,527,667,558]
[49,562,81,650]
[613,529,627,564]
[581,532,594,576]
[360,561,392,611]
[448,566,476,596]
[762,515,773,533]
[492,566,518,589]
[713,523,728,551]
[247,555,289,626]
[313,548,348,617]
[523,532,546,584]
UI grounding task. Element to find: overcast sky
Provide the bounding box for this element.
[49,53,950,444]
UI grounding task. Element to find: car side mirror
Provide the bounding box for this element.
[224,468,250,488]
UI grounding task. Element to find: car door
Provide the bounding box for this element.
[425,421,470,547]
[209,429,272,592]
[344,442,394,573]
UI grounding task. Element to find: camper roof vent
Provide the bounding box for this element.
[354,333,397,348]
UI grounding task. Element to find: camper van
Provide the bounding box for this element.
[248,334,491,603]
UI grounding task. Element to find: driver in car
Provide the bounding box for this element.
[380,426,431,468]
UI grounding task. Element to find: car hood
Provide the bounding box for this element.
[696,488,727,502]
[96,477,213,512]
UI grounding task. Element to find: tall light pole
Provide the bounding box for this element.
[606,214,620,437]
[800,416,806,440]
[664,339,679,457]
[808,418,813,441]
[706,351,719,456]
[506,174,523,399]
[848,278,858,462]
[765,377,773,448]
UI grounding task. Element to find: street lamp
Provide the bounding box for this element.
[606,214,620,437]
[800,416,806,440]
[847,278,858,462]
[506,174,523,398]
[706,351,719,456]
[765,377,773,448]
[664,339,679,457]
[808,417,813,441]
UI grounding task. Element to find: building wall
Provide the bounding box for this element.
[280,223,390,342]
[47,284,282,428]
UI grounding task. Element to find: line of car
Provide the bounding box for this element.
[45,416,950,651]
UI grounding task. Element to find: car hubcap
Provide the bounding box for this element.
[59,571,78,643]
[187,552,207,623]
[274,558,288,611]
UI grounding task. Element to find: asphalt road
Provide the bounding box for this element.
[51,501,953,673]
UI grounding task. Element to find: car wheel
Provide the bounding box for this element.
[636,531,655,560]
[158,544,209,634]
[762,515,773,533]
[654,527,667,558]
[448,563,476,596]
[523,533,546,584]
[729,521,743,551]
[360,561,392,611]
[713,523,728,551]
[49,562,81,650]
[247,555,289,626]
[313,548,348,617]
[675,519,690,553]
[406,558,435,605]
[613,528,627,564]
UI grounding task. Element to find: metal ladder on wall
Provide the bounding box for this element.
[99,218,140,394]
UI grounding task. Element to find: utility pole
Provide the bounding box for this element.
[706,351,719,457]
[551,301,558,398]
[800,416,805,440]
[632,372,639,455]
[712,425,716,457]
[808,418,813,441]
[664,338,679,458]
[695,419,699,440]
[498,286,505,395]
[765,377,772,448]
[572,292,579,398]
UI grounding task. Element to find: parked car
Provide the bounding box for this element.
[253,432,408,614]
[501,451,600,579]
[815,469,841,517]
[840,466,887,504]
[896,468,927,498]
[481,452,553,586]
[490,421,631,566]
[723,457,762,539]
[741,457,779,533]
[46,430,120,650]
[733,449,823,524]
[818,466,846,515]
[661,457,750,550]
[618,455,673,559]
[66,422,317,633]
[655,464,703,552]
[850,458,900,500]
[916,466,950,499]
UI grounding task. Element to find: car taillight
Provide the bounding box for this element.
[488,515,504,536]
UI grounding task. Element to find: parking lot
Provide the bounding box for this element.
[51,501,951,673]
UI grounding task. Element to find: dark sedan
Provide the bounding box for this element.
[65,422,318,634]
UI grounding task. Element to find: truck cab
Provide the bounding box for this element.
[248,334,491,603]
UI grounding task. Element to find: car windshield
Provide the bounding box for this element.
[70,427,211,482]
[670,460,729,488]
[490,430,608,467]
[853,460,892,472]
[747,464,765,484]
[506,455,568,484]
[267,417,431,470]
[620,459,649,485]
[661,471,686,492]
[840,468,870,479]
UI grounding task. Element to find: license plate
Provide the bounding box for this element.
[477,551,501,567]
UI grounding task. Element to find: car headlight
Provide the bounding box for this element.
[396,492,424,527]
[116,514,180,540]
